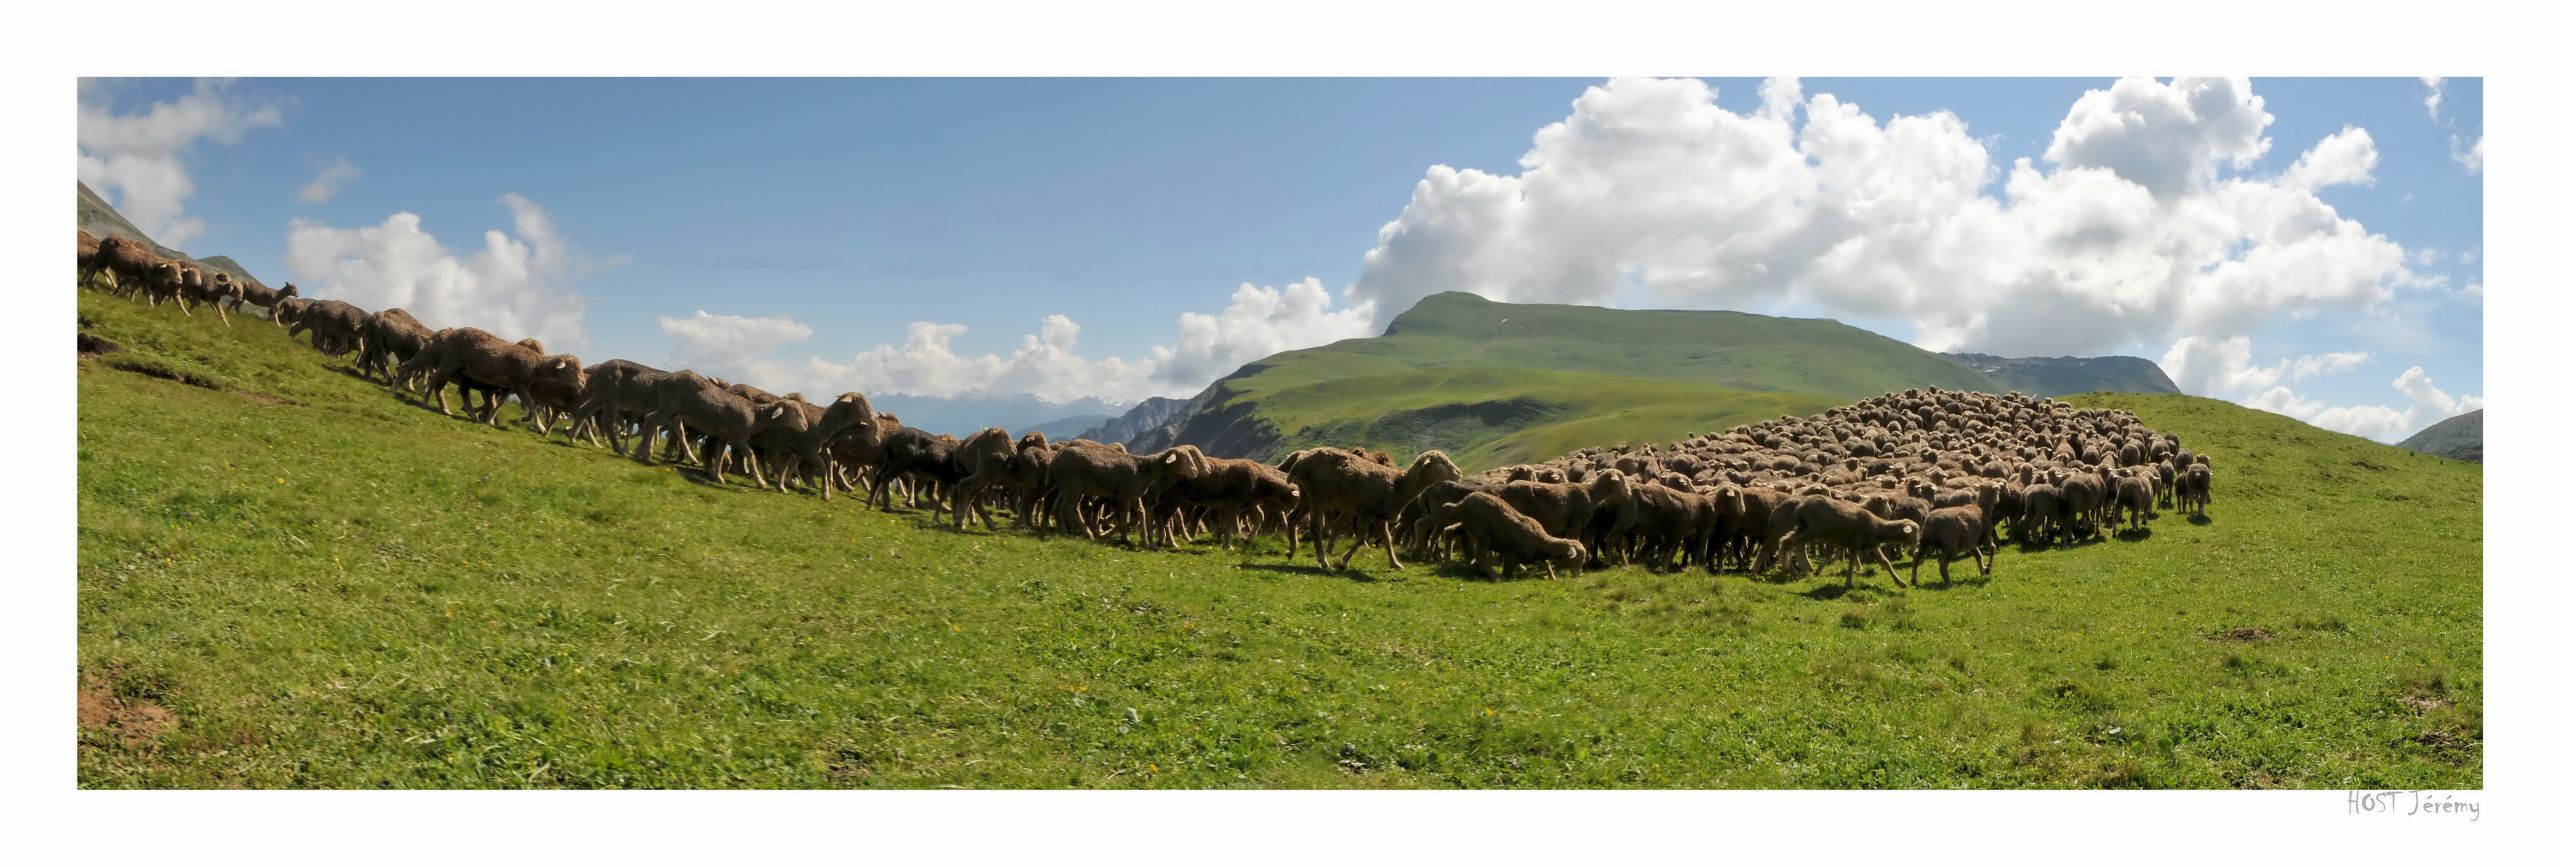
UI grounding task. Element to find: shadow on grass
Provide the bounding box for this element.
[1239,561,1391,583]
[2186,513,2215,525]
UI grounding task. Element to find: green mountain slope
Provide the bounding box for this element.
[79,288,2479,789]
[1153,292,2007,468]
[2398,409,2483,462]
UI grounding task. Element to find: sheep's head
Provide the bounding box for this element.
[1887,520,1921,546]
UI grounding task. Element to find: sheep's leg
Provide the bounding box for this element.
[1873,546,1906,587]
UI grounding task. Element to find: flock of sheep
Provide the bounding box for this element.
[78,228,2217,587]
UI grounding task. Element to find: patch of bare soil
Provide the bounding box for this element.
[78,673,176,748]
[77,332,124,357]
[2209,626,2273,642]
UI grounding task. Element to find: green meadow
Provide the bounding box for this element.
[77,290,2482,788]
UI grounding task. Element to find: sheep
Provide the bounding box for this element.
[1284,447,1460,571]
[1910,505,1995,586]
[2176,465,2214,517]
[357,308,433,384]
[1605,481,1715,572]
[1045,442,1203,546]
[1770,495,1922,587]
[631,369,787,486]
[1414,492,1588,580]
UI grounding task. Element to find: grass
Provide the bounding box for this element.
[76,290,2483,788]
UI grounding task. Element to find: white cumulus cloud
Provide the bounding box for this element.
[2169,335,2473,442]
[77,78,285,248]
[2045,77,2274,198]
[2278,126,2378,190]
[667,278,1376,404]
[2254,366,2482,442]
[2161,335,2371,397]
[283,194,599,351]
[660,311,814,375]
[297,157,362,204]
[1343,76,2416,360]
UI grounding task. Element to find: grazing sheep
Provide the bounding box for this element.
[1415,492,1588,580]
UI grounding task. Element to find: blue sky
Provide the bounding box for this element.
[77,77,2483,441]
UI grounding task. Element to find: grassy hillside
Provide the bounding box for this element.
[1170,292,2009,466]
[77,290,2482,788]
[2399,409,2483,462]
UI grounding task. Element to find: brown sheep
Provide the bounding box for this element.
[1910,504,1995,586]
[357,308,433,383]
[1606,481,1715,572]
[562,359,676,456]
[1005,442,1062,529]
[944,427,1022,528]
[632,369,786,486]
[289,299,371,359]
[75,230,104,288]
[2057,471,2109,543]
[89,236,164,298]
[753,393,878,500]
[1045,442,1202,545]
[227,279,299,320]
[271,296,314,330]
[2111,471,2156,534]
[1151,446,1300,551]
[520,354,589,436]
[1284,447,1460,571]
[2175,465,2213,517]
[1415,492,1587,580]
[175,266,242,324]
[418,327,546,428]
[1494,471,1632,557]
[1771,495,1921,587]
